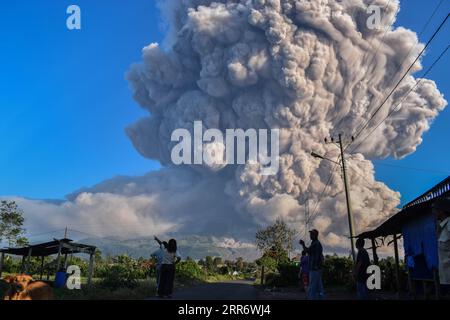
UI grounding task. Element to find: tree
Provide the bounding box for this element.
[255,219,296,263]
[213,257,223,267]
[205,256,214,272]
[0,200,28,247]
[255,255,278,273]
[235,257,244,272]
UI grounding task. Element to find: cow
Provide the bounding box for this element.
[3,274,54,300]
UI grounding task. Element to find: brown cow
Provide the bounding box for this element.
[3,274,54,300]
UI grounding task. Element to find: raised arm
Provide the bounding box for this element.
[154,236,163,246]
[175,251,182,264]
[299,240,310,253]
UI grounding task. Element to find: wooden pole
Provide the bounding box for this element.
[24,247,33,274]
[0,252,4,278]
[433,268,441,300]
[339,134,356,262]
[371,238,379,265]
[423,280,429,299]
[55,241,63,273]
[407,268,416,299]
[393,234,401,297]
[261,265,265,285]
[87,251,95,286]
[20,255,26,274]
[40,256,45,280]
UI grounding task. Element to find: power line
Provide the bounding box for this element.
[348,43,450,153]
[344,0,445,136]
[25,229,66,238]
[306,155,342,229]
[68,228,101,238]
[347,164,376,190]
[306,4,447,234]
[348,12,449,149]
[372,160,450,175]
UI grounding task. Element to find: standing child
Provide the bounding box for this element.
[299,250,310,295]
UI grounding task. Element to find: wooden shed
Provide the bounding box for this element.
[356,176,450,299]
[0,238,96,285]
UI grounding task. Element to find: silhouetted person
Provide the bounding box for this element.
[300,229,324,299]
[354,238,370,299]
[158,238,181,298]
[298,250,310,294]
[151,236,168,292]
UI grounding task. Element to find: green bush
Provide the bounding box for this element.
[176,260,206,283]
[218,265,230,275]
[322,254,354,287]
[1,255,20,274]
[99,255,145,290]
[264,272,279,287]
[379,257,408,291]
[261,255,356,288]
[263,263,298,287]
[256,255,278,273]
[277,263,299,285]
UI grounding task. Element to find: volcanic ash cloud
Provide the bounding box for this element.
[15,0,447,251]
[125,0,446,245]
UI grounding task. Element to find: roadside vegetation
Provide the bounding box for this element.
[0,202,408,299]
[0,249,257,299]
[254,219,409,292]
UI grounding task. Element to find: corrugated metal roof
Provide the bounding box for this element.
[0,238,96,256]
[357,176,450,239]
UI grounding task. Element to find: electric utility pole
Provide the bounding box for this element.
[311,134,356,262]
[304,198,309,239]
[338,134,356,262]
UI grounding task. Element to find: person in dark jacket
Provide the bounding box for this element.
[300,229,324,299]
[354,238,371,299]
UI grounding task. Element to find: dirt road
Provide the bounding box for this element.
[154,280,259,300]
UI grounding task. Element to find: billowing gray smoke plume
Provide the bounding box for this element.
[13,0,447,252]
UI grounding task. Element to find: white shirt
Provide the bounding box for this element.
[162,249,181,265]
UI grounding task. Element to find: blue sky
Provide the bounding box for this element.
[0,0,449,205]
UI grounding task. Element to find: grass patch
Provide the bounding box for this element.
[53,278,157,300]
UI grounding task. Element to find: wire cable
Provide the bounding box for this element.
[305,155,342,231]
[348,12,449,149]
[347,44,450,153]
